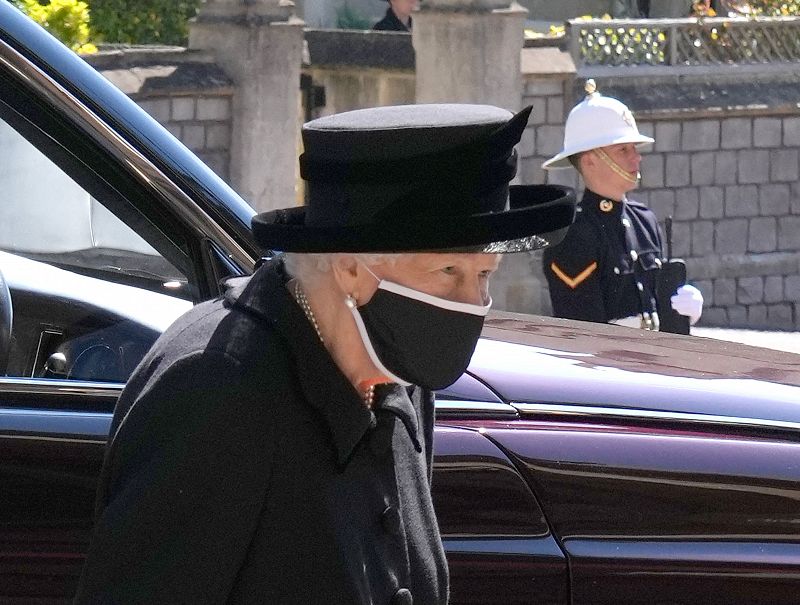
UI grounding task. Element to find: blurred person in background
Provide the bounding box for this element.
[374,0,417,31]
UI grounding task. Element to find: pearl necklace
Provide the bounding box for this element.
[361,382,377,409]
[293,281,323,344]
[292,281,377,407]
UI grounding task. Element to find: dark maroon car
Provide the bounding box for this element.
[2,4,800,604]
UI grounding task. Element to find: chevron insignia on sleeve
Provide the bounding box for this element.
[550,261,598,289]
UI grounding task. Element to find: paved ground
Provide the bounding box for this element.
[693,327,800,355]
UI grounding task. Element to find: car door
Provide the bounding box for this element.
[461,323,800,605]
[480,411,800,605]
[0,33,255,601]
[432,375,569,605]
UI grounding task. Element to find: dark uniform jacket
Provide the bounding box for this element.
[373,8,412,32]
[75,260,449,605]
[543,189,664,324]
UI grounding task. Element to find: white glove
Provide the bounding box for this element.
[670,284,703,325]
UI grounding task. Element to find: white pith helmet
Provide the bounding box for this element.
[542,79,654,170]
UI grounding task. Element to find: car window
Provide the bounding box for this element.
[0,114,193,383]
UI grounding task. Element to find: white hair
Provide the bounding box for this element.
[282,252,400,287]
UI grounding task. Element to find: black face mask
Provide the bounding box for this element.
[348,278,491,390]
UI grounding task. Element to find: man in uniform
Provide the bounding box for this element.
[541,80,703,331]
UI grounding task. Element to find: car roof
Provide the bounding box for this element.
[469,312,800,425]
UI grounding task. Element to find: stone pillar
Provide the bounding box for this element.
[189,0,304,213]
[413,0,528,111]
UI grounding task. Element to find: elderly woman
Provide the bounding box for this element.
[75,104,575,604]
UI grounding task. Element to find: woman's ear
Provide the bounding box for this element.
[580,150,596,171]
[579,151,606,186]
[331,255,361,297]
[331,256,382,305]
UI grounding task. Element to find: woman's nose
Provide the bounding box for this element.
[454,278,489,306]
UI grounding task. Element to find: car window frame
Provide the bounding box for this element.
[0,37,255,297]
[0,37,256,403]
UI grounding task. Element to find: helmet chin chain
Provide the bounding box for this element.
[593,148,640,185]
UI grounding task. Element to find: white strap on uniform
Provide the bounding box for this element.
[610,312,660,330]
[609,315,642,328]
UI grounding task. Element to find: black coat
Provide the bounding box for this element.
[75,260,449,605]
[543,189,665,324]
[373,8,412,32]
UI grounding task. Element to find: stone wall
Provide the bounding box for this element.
[138,94,233,181]
[86,48,234,182]
[629,90,800,331]
[302,29,415,118]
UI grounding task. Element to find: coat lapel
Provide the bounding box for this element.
[225,261,376,467]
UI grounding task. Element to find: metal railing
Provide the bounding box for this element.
[568,16,800,68]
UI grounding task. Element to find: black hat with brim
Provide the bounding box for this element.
[252,104,576,253]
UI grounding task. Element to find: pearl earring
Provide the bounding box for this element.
[345,294,357,309]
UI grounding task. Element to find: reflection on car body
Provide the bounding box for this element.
[1,3,800,604]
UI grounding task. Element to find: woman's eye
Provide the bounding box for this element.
[441,266,457,275]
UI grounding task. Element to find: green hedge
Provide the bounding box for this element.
[12,0,96,53]
[749,1,800,15]
[87,0,201,45]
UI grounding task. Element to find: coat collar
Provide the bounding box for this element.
[380,7,411,31]
[224,259,420,467]
[374,383,421,453]
[582,188,623,217]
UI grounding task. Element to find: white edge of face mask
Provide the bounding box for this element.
[376,280,492,316]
